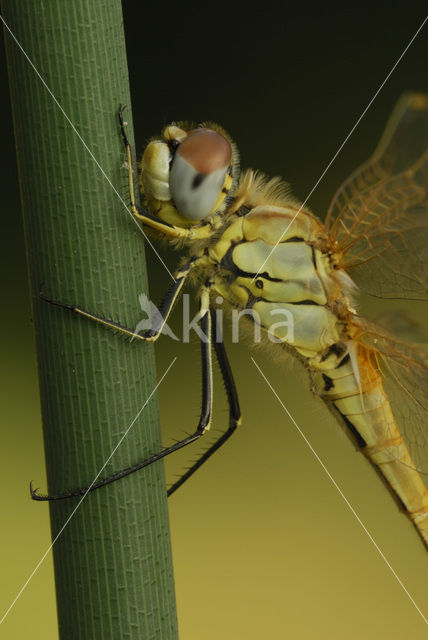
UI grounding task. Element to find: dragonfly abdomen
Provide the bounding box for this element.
[311,343,428,546]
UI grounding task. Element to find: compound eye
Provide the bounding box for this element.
[169,128,232,220]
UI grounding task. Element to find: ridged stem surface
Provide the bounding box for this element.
[2,2,178,638]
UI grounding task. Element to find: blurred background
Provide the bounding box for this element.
[1,4,428,639]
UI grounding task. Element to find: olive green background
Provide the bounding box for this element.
[1,4,428,639]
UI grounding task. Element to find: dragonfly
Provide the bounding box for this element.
[32,94,428,548]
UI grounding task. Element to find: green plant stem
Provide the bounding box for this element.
[2,2,178,638]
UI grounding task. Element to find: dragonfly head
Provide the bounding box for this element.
[140,122,239,228]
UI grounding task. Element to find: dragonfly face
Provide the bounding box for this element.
[140,122,238,228]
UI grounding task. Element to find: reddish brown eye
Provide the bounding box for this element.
[178,129,232,173]
[169,128,232,220]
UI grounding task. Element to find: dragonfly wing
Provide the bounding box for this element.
[357,317,428,485]
[326,93,428,300]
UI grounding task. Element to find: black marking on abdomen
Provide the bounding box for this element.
[321,341,347,362]
[334,405,367,448]
[332,403,407,513]
[336,353,351,368]
[322,374,334,392]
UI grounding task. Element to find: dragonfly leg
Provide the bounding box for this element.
[31,286,214,501]
[119,106,197,240]
[167,307,242,497]
[39,258,195,343]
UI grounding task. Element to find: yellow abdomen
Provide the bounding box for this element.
[310,344,428,546]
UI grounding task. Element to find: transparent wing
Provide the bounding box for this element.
[357,317,428,484]
[325,94,428,300]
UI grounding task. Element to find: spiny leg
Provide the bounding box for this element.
[39,258,195,343]
[31,286,214,501]
[167,307,241,497]
[118,105,138,214]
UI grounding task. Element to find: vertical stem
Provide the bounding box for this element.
[2,2,178,638]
